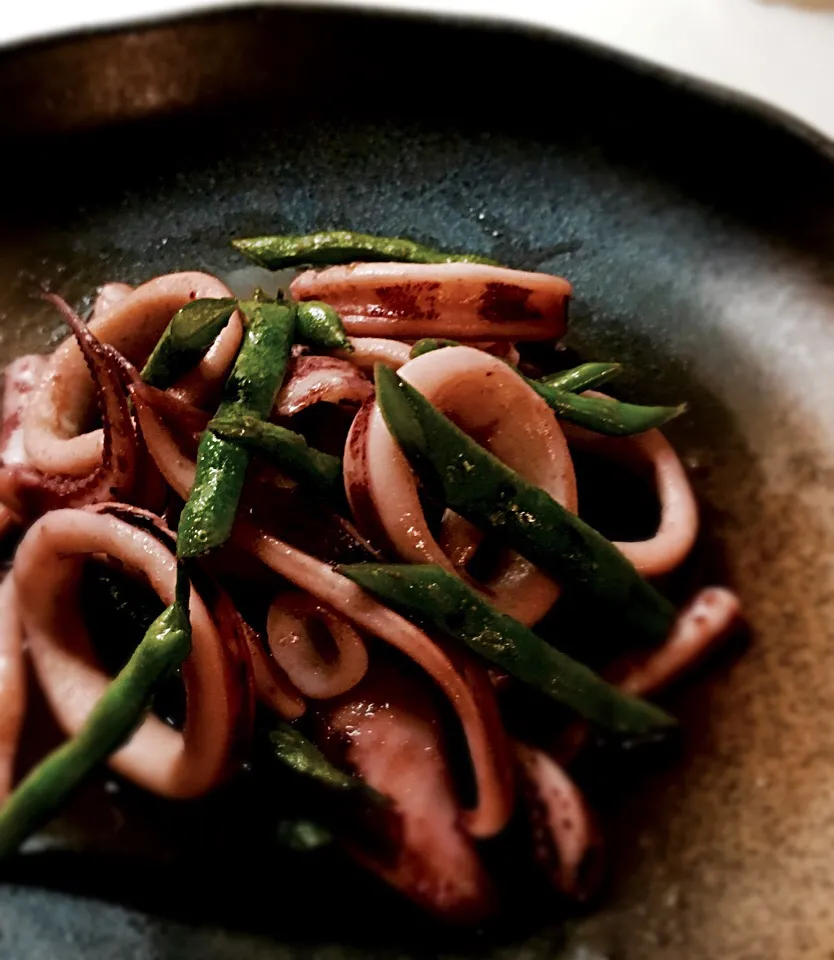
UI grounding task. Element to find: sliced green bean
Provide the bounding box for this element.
[529,379,685,436]
[296,300,352,352]
[209,413,344,503]
[340,563,674,734]
[374,364,677,646]
[245,290,352,351]
[542,362,621,393]
[141,298,238,390]
[409,342,619,393]
[409,338,461,359]
[268,723,383,804]
[403,339,678,436]
[177,300,296,559]
[0,600,190,859]
[231,231,499,269]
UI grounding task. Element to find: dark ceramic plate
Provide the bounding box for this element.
[2,6,834,959]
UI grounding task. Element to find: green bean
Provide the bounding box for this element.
[409,342,619,393]
[249,290,352,350]
[542,362,621,393]
[176,434,249,559]
[296,300,352,352]
[231,231,499,269]
[208,413,344,503]
[267,723,384,804]
[403,339,678,436]
[141,298,238,390]
[529,379,685,436]
[409,338,461,359]
[374,364,677,646]
[177,300,296,559]
[340,563,674,734]
[0,601,190,859]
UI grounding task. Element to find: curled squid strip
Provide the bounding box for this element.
[616,586,741,697]
[90,282,133,321]
[345,346,577,626]
[103,490,300,719]
[551,587,742,765]
[129,393,513,838]
[316,661,496,923]
[0,297,137,519]
[238,614,306,720]
[243,528,514,839]
[513,741,603,901]
[0,355,48,469]
[471,340,521,366]
[0,354,49,537]
[563,416,699,578]
[274,355,373,418]
[132,380,375,565]
[13,508,243,798]
[336,337,411,374]
[23,272,241,477]
[0,577,27,801]
[133,382,210,451]
[0,241,746,918]
[290,262,570,341]
[267,591,368,699]
[438,512,482,568]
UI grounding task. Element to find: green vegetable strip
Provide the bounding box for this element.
[542,362,621,393]
[528,379,685,436]
[409,338,461,359]
[374,365,677,646]
[177,300,296,558]
[409,342,619,393]
[0,601,191,859]
[268,723,381,799]
[209,414,344,503]
[296,301,353,352]
[141,298,238,390]
[340,564,674,734]
[403,339,679,437]
[231,231,499,269]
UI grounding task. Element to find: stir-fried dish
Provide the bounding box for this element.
[0,231,740,922]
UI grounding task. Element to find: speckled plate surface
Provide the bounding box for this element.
[1,6,834,959]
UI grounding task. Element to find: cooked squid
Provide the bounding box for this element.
[0,233,740,923]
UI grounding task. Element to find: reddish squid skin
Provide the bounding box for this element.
[614,586,741,696]
[0,297,138,520]
[129,389,513,839]
[274,354,373,417]
[315,661,497,924]
[267,591,369,700]
[0,355,48,469]
[13,508,244,799]
[0,577,27,802]
[344,346,577,626]
[563,415,699,578]
[23,272,241,477]
[513,741,604,901]
[335,337,411,374]
[90,282,133,320]
[290,262,570,341]
[0,354,49,536]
